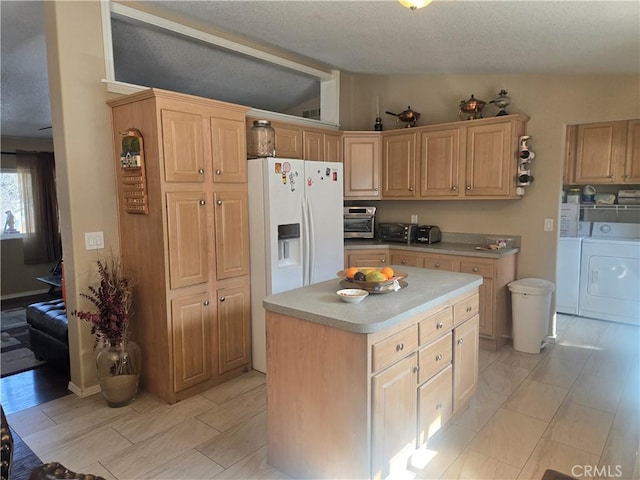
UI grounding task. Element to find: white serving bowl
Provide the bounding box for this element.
[337,289,369,303]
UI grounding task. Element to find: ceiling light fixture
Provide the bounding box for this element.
[398,0,432,10]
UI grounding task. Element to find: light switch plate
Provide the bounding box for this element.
[411,214,418,224]
[85,231,104,250]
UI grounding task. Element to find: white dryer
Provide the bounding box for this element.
[579,222,640,325]
[557,221,592,314]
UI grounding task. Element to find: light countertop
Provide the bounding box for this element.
[344,239,519,259]
[263,266,483,334]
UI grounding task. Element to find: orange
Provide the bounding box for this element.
[346,267,359,279]
[382,267,394,278]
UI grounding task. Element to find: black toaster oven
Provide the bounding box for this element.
[377,223,418,244]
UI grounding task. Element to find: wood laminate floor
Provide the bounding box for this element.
[4,314,640,480]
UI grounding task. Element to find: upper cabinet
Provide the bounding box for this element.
[381,131,418,199]
[210,116,248,183]
[343,132,381,199]
[246,117,341,162]
[566,119,639,185]
[385,114,528,200]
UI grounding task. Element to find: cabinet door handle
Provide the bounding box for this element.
[220,297,226,302]
[436,402,443,410]
[472,267,479,272]
[436,322,443,329]
[217,200,223,206]
[199,199,206,206]
[374,187,379,191]
[435,354,443,361]
[396,343,404,352]
[381,259,386,263]
[216,169,222,175]
[466,306,472,312]
[203,300,209,306]
[435,263,440,268]
[452,186,457,191]
[409,187,414,191]
[466,186,471,190]
[412,366,419,374]
[198,168,205,174]
[458,338,464,345]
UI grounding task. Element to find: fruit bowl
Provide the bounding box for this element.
[337,289,369,303]
[337,267,408,291]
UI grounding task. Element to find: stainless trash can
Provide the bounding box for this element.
[508,278,555,354]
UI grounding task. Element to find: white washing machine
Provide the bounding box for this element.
[579,222,640,325]
[556,221,591,315]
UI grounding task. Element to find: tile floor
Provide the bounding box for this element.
[6,314,640,480]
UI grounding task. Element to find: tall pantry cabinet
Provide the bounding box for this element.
[108,89,251,404]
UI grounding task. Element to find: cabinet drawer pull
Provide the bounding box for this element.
[435,263,440,268]
[198,168,205,174]
[435,354,443,361]
[216,169,222,175]
[436,322,444,329]
[199,199,206,205]
[472,267,479,272]
[381,259,386,263]
[396,343,404,352]
[220,297,226,302]
[217,200,223,206]
[401,260,407,264]
[458,338,464,345]
[203,300,209,306]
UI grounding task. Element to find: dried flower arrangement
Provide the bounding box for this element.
[72,253,134,349]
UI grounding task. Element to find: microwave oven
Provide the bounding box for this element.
[344,206,376,239]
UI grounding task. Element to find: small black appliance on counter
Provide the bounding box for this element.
[377,223,418,244]
[416,225,441,244]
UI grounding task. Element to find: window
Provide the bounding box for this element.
[0,169,33,239]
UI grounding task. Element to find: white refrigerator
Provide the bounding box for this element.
[247,158,344,372]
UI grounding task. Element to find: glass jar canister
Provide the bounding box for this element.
[248,120,275,158]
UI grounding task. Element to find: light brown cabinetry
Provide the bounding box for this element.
[109,89,251,403]
[346,245,517,351]
[267,289,479,480]
[343,132,381,199]
[566,119,640,184]
[382,131,418,198]
[303,129,343,162]
[345,248,388,268]
[382,114,528,200]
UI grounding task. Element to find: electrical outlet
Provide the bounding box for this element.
[411,214,418,224]
[544,219,554,232]
[85,231,104,250]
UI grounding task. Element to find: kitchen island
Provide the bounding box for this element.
[263,266,482,480]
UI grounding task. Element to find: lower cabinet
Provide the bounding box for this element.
[345,248,389,268]
[372,354,418,479]
[171,292,212,393]
[216,280,251,374]
[266,288,480,480]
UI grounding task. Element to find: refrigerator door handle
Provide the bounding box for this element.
[307,197,315,285]
[301,195,310,285]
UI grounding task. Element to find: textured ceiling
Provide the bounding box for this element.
[1,0,639,139]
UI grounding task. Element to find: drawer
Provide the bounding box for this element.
[390,253,421,267]
[419,306,453,346]
[453,293,479,325]
[418,364,453,445]
[423,256,456,271]
[372,324,419,373]
[418,332,452,384]
[460,261,493,278]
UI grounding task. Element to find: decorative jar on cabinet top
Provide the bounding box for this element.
[248,120,275,158]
